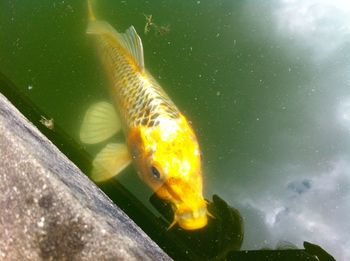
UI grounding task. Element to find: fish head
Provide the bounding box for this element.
[127,115,208,230]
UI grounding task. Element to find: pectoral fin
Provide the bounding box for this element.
[80,102,120,144]
[91,143,132,182]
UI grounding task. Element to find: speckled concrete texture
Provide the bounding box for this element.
[0,93,171,261]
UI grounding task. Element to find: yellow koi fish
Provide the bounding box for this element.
[80,0,208,230]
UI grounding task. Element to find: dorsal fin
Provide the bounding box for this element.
[87,20,144,71]
[118,26,144,70]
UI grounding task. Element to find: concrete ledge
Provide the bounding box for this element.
[0,93,171,260]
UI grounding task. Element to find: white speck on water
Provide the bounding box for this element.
[37,217,45,228]
[28,85,33,90]
[198,74,202,78]
[216,91,221,96]
[216,33,220,37]
[197,1,201,4]
[256,117,260,121]
[288,67,292,72]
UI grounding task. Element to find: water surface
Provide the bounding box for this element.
[1,0,349,260]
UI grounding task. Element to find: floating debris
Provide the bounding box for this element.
[40,116,54,130]
[144,14,154,34]
[157,24,171,36]
[144,14,170,36]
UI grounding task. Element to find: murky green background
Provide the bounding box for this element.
[1,0,350,260]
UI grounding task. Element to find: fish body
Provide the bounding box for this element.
[81,0,208,230]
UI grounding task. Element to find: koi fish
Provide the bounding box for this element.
[80,0,209,230]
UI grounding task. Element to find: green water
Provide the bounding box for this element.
[1,0,350,260]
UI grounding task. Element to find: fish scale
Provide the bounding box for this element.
[96,34,179,129]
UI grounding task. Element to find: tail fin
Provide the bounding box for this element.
[87,0,96,21]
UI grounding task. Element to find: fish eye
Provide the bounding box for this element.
[151,166,161,180]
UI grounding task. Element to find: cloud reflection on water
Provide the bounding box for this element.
[214,1,350,260]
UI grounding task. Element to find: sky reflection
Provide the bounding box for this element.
[212,1,350,260]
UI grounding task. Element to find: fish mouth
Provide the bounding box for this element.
[176,205,208,230]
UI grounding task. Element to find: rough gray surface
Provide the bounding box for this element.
[0,93,171,261]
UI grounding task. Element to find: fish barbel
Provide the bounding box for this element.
[80,0,209,230]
